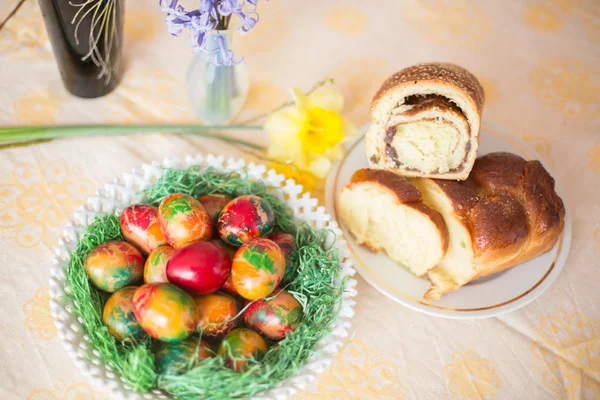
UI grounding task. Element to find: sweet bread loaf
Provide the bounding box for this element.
[412,152,565,300]
[366,63,484,180]
[338,169,448,277]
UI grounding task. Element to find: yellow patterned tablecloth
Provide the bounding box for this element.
[1,1,599,399]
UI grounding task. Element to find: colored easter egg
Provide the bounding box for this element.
[269,232,297,284]
[199,194,233,227]
[231,238,285,300]
[221,275,238,296]
[85,241,144,292]
[132,283,197,342]
[158,193,213,249]
[217,195,275,247]
[144,245,175,283]
[195,292,239,338]
[102,286,146,341]
[243,289,303,340]
[167,241,231,295]
[155,337,213,376]
[217,328,268,372]
[120,204,167,255]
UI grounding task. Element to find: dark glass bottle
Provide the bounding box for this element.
[37,0,124,98]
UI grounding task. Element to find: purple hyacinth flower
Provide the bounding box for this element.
[160,0,191,36]
[199,0,218,19]
[236,11,258,34]
[216,0,237,16]
[159,0,260,66]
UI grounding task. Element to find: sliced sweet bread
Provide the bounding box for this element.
[338,169,448,276]
[366,63,485,180]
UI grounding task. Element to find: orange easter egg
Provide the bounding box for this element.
[102,286,146,341]
[194,292,239,338]
[132,283,197,342]
[217,328,268,372]
[231,238,285,300]
[85,241,144,293]
[158,193,212,249]
[243,289,303,340]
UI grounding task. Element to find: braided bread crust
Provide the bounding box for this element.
[413,152,565,300]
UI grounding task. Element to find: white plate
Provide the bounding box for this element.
[325,122,571,319]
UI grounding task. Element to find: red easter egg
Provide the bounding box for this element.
[167,241,231,295]
[217,195,275,247]
[120,204,167,255]
[242,289,303,340]
[158,193,213,249]
[199,194,233,227]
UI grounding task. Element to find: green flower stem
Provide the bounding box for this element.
[0,124,266,150]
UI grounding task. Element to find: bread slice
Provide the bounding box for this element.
[410,178,479,299]
[338,169,448,276]
[412,152,565,300]
[366,63,485,180]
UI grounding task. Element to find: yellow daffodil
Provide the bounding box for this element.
[265,86,357,179]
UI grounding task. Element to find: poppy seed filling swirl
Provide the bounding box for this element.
[382,94,472,174]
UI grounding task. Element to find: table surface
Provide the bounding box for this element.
[1,1,599,399]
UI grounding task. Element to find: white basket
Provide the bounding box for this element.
[48,154,358,400]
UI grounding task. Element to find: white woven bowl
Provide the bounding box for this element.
[49,154,357,400]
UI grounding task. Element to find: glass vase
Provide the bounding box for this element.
[38,0,123,98]
[186,31,249,125]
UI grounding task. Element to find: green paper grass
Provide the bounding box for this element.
[64,167,345,399]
